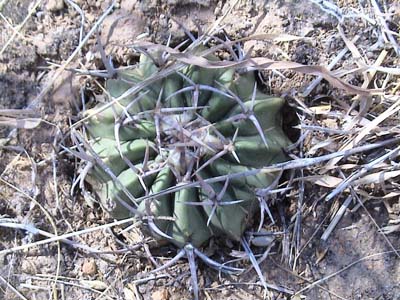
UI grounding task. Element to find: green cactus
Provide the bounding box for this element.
[82,49,291,248]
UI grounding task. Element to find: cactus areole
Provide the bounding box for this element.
[82,48,291,248]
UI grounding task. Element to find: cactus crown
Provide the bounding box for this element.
[80,46,291,248]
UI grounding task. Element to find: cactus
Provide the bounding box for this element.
[81,48,291,249]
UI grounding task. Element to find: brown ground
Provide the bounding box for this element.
[1,0,400,299]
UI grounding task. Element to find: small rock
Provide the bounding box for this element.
[47,0,64,12]
[250,235,275,247]
[366,51,374,59]
[121,0,137,12]
[82,260,97,276]
[249,229,275,247]
[151,288,169,300]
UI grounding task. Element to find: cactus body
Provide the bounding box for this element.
[82,49,291,248]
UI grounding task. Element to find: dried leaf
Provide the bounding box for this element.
[358,190,400,200]
[0,117,42,129]
[381,192,400,199]
[173,54,374,95]
[124,287,137,300]
[80,280,108,291]
[0,109,37,117]
[380,224,400,234]
[261,33,309,42]
[353,170,400,186]
[304,175,342,188]
[307,139,335,155]
[134,41,377,96]
[308,104,331,115]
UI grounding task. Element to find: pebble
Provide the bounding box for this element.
[47,0,65,12]
[151,289,169,300]
[366,51,374,59]
[82,260,97,276]
[121,0,136,12]
[250,235,275,247]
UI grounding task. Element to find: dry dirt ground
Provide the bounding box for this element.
[1,0,400,299]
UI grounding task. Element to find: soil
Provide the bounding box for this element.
[1,0,400,300]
